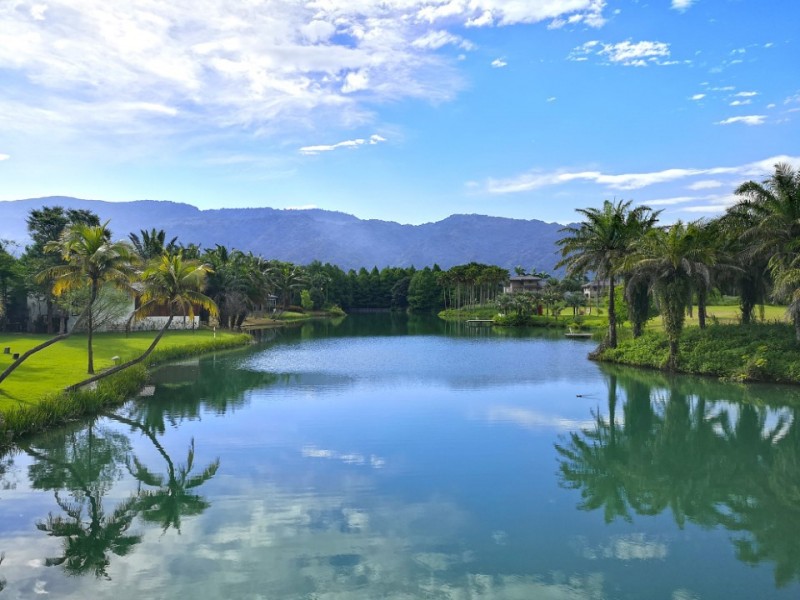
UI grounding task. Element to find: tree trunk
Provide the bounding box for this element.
[87,281,98,374]
[0,304,90,385]
[45,298,54,334]
[607,275,617,348]
[795,313,800,343]
[697,289,707,329]
[65,314,174,392]
[668,339,679,371]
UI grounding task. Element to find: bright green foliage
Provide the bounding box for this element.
[407,267,442,311]
[300,289,314,311]
[600,323,800,383]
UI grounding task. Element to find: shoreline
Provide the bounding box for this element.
[594,323,800,385]
[0,332,253,447]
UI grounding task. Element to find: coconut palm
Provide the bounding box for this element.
[41,222,137,374]
[731,163,800,339]
[65,251,218,391]
[128,228,178,261]
[626,221,716,370]
[557,200,660,348]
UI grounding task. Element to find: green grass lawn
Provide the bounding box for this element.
[638,304,788,332]
[0,329,246,409]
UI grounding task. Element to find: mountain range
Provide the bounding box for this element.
[0,197,567,272]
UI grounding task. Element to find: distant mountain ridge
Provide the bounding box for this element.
[0,197,566,272]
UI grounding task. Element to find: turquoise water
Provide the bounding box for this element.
[0,314,798,599]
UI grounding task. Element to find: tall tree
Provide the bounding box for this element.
[626,221,716,370]
[65,251,218,391]
[731,163,800,340]
[42,222,137,374]
[25,207,101,334]
[557,200,660,348]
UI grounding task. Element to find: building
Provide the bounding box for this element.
[503,275,545,294]
[582,280,610,301]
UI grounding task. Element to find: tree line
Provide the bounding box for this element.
[557,162,800,369]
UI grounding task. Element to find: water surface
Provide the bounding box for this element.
[0,314,798,599]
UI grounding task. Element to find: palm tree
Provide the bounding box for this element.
[128,228,178,261]
[268,262,307,310]
[557,200,660,348]
[731,163,800,339]
[626,221,716,370]
[65,251,218,391]
[41,222,138,374]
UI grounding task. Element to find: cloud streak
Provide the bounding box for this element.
[300,134,387,155]
[485,155,800,194]
[717,115,766,126]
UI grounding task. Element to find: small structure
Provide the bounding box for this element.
[503,276,545,294]
[582,280,609,302]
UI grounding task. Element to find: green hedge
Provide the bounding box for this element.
[599,323,800,383]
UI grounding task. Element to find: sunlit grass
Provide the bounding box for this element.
[0,329,246,409]
[639,304,788,331]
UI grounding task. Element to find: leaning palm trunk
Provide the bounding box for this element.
[0,304,91,386]
[65,314,174,392]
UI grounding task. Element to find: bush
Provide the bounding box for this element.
[598,323,800,383]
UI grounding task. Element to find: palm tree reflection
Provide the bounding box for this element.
[557,372,800,587]
[24,409,220,579]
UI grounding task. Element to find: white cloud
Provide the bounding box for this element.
[735,91,759,97]
[299,133,387,155]
[491,58,507,68]
[485,154,800,194]
[717,115,766,126]
[285,204,318,210]
[646,196,696,206]
[688,180,724,190]
[569,40,672,66]
[0,0,609,143]
[341,70,370,94]
[412,30,474,51]
[547,96,557,102]
[30,4,48,20]
[671,0,695,11]
[0,154,9,161]
[691,93,705,100]
[729,99,751,106]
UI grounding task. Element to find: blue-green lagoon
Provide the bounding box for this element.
[1,314,799,598]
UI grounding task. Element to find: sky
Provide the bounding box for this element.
[0,0,798,225]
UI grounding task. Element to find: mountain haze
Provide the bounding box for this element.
[0,197,566,272]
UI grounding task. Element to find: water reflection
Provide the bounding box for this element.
[0,315,798,597]
[111,413,219,534]
[10,412,220,582]
[557,369,800,587]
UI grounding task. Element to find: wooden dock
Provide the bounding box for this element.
[565,331,593,339]
[466,319,495,327]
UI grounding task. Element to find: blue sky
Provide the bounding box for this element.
[0,0,797,225]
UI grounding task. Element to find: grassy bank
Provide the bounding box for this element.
[0,329,251,444]
[598,323,800,383]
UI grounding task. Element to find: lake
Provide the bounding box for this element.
[1,313,798,599]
